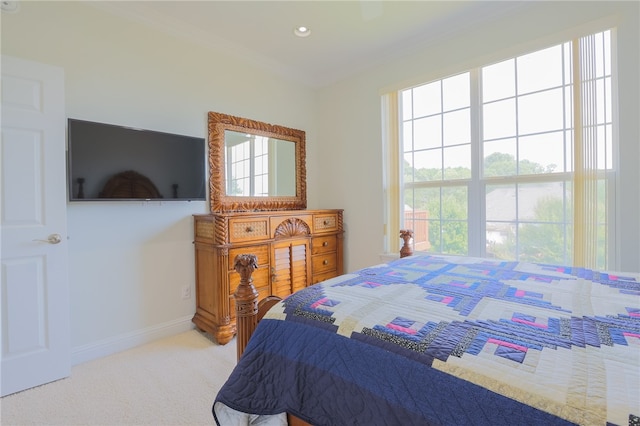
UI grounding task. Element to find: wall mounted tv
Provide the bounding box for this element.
[67,118,206,201]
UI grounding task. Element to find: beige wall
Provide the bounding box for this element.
[315,1,640,273]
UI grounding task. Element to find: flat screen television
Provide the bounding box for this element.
[67,118,206,201]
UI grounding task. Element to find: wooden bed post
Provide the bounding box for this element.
[233,254,259,361]
[400,229,414,258]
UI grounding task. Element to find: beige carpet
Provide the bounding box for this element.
[0,329,236,426]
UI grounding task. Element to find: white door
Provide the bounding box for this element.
[1,55,70,396]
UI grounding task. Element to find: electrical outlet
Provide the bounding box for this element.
[181,285,191,299]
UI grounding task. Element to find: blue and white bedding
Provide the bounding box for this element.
[213,254,640,425]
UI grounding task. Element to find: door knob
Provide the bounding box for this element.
[33,234,62,244]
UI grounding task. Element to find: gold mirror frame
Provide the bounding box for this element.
[208,111,307,212]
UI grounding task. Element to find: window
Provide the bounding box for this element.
[387,30,614,269]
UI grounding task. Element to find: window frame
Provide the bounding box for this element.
[386,29,617,268]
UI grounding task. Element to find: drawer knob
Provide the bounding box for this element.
[245,226,253,232]
[322,241,328,247]
[323,220,329,225]
[323,260,329,265]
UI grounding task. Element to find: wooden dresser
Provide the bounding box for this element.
[192,209,344,344]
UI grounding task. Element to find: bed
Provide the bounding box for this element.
[213,251,640,426]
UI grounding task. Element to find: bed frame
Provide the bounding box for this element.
[231,231,414,426]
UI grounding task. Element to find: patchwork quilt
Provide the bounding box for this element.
[213,254,640,426]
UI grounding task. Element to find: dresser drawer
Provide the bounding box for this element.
[312,270,339,285]
[228,245,269,271]
[312,235,337,255]
[229,218,269,243]
[314,214,339,233]
[312,253,336,275]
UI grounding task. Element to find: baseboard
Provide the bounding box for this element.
[71,315,195,366]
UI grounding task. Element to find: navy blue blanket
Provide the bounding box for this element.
[213,255,640,425]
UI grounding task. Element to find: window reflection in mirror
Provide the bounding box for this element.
[225,130,296,197]
[208,110,306,212]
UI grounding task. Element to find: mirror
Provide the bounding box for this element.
[208,111,306,212]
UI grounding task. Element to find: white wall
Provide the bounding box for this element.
[1,1,317,362]
[315,1,640,273]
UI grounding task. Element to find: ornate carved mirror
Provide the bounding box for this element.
[208,111,306,212]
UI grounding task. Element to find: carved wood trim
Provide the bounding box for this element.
[208,111,307,212]
[274,218,311,239]
[233,254,259,361]
[213,215,229,245]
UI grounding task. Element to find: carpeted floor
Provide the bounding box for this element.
[0,329,236,426]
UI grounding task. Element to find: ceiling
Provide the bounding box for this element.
[91,1,527,88]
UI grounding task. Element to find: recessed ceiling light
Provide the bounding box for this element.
[294,26,311,38]
[0,1,20,13]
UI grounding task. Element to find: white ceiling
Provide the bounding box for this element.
[91,1,527,88]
